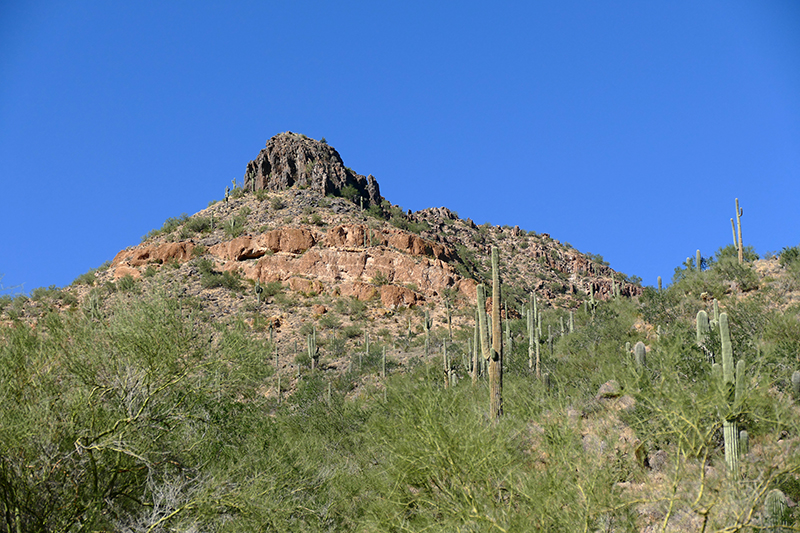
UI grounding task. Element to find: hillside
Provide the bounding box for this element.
[1,134,800,532]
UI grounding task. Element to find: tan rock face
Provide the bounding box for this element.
[379,285,419,308]
[338,282,378,301]
[242,248,461,299]
[210,236,265,261]
[210,229,317,260]
[262,228,316,254]
[324,225,453,261]
[287,277,323,294]
[112,242,195,268]
[113,265,141,280]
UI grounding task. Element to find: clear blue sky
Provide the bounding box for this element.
[2,1,799,294]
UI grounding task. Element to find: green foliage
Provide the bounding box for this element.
[341,324,363,339]
[116,274,137,293]
[72,267,101,286]
[389,214,430,234]
[779,245,800,267]
[269,196,285,210]
[340,184,359,202]
[142,213,189,242]
[370,271,389,286]
[196,257,242,290]
[223,209,249,238]
[179,215,212,237]
[365,203,385,220]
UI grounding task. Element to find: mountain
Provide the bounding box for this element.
[2,133,800,532]
[101,132,642,371]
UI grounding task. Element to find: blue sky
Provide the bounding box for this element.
[2,1,799,294]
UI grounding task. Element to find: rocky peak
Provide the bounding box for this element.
[244,132,382,206]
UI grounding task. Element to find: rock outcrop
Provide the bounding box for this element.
[244,132,382,206]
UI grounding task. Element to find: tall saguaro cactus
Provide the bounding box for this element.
[527,294,535,373]
[718,312,745,476]
[696,310,710,348]
[489,246,503,418]
[735,198,744,265]
[472,307,480,385]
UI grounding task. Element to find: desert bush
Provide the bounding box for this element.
[142,213,188,242]
[196,257,242,291]
[269,196,285,210]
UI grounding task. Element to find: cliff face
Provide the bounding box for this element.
[244,132,382,206]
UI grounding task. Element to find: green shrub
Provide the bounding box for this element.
[366,203,385,220]
[72,268,99,286]
[196,258,242,291]
[779,245,800,267]
[142,213,188,242]
[370,271,389,286]
[116,274,137,293]
[318,313,341,330]
[340,184,359,202]
[342,325,362,338]
[182,216,212,235]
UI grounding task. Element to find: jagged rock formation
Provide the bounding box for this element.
[244,132,382,206]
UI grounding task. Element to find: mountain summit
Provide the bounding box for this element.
[244,132,382,206]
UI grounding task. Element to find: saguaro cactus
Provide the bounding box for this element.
[792,370,800,398]
[634,341,646,368]
[472,308,480,385]
[442,342,449,389]
[765,489,788,532]
[527,294,535,373]
[307,328,318,370]
[696,249,702,271]
[489,246,503,419]
[739,430,749,455]
[735,199,744,264]
[718,312,745,476]
[476,284,490,365]
[696,310,710,348]
[423,310,432,356]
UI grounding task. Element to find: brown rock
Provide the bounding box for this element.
[596,380,622,399]
[379,285,419,308]
[287,277,323,294]
[210,236,266,261]
[386,230,452,261]
[262,228,316,254]
[113,265,141,280]
[113,241,195,267]
[325,224,371,248]
[311,304,327,315]
[338,281,378,301]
